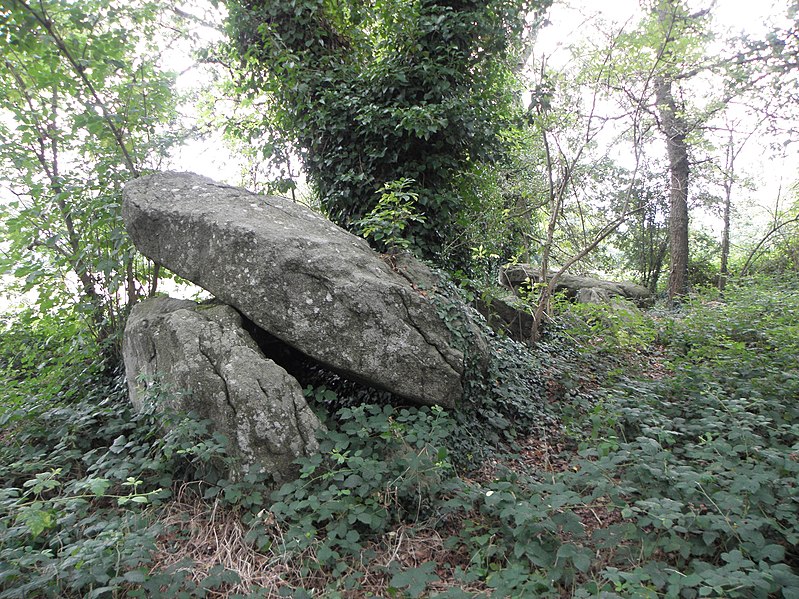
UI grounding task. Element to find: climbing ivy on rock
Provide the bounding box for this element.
[225,0,550,264]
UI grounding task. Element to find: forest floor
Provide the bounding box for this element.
[1,278,798,598]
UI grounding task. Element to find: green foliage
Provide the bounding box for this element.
[0,368,253,598]
[0,0,187,355]
[389,561,441,598]
[613,171,670,293]
[567,357,798,594]
[562,279,799,596]
[225,0,551,264]
[4,271,798,597]
[417,271,561,460]
[0,308,103,420]
[449,130,549,286]
[559,299,658,359]
[2,0,797,595]
[738,195,799,277]
[268,403,462,594]
[417,278,799,598]
[686,230,722,288]
[440,471,590,594]
[354,178,427,254]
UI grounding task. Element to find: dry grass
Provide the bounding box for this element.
[148,484,492,598]
[149,485,293,597]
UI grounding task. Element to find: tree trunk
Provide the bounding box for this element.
[655,76,690,304]
[718,131,735,291]
[649,237,669,294]
[530,114,563,343]
[719,183,732,291]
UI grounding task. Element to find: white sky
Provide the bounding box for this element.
[538,0,785,47]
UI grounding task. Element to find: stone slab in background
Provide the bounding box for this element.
[474,295,535,343]
[500,264,653,307]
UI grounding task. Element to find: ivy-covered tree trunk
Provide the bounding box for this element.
[655,75,690,302]
[226,0,551,266]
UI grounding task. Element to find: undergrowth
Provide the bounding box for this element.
[1,277,797,597]
[0,374,244,598]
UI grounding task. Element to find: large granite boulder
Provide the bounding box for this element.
[123,172,467,407]
[500,264,653,307]
[123,297,321,481]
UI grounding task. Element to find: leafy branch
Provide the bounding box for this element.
[14,0,140,176]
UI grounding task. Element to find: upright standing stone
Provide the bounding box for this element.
[123,297,322,481]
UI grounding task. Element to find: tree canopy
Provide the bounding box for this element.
[0,0,188,354]
[225,0,551,263]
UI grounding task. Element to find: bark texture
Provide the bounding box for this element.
[656,75,690,303]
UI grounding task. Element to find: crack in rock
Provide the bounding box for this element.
[395,286,462,377]
[198,342,238,419]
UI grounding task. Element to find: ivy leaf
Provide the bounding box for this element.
[87,477,111,497]
[389,562,440,598]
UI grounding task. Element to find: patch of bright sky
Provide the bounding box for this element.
[538,0,784,58]
[165,3,246,187]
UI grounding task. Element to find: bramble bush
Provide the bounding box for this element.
[263,403,464,595]
[0,368,250,598]
[492,278,799,597]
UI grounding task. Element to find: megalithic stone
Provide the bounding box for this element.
[123,172,465,407]
[123,297,322,481]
